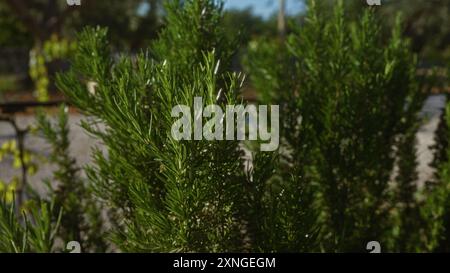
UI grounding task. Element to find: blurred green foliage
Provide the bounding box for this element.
[320,0,450,63]
[29,35,76,101]
[0,3,32,47]
[0,0,162,50]
[0,75,19,94]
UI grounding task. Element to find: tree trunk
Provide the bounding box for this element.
[278,0,286,40]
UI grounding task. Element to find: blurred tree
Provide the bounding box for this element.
[0,0,163,100]
[1,0,162,50]
[222,8,277,45]
[0,3,32,47]
[3,0,77,48]
[70,0,162,50]
[381,0,450,62]
[314,0,450,62]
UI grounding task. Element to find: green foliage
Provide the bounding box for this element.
[0,126,39,206]
[318,0,450,62]
[246,0,426,252]
[0,104,107,253]
[380,0,450,62]
[424,64,450,252]
[152,0,237,79]
[1,0,448,253]
[56,0,249,252]
[0,139,38,191]
[0,3,32,47]
[0,75,20,94]
[29,35,76,102]
[36,105,107,252]
[222,8,277,46]
[70,0,163,50]
[55,0,318,253]
[0,198,62,253]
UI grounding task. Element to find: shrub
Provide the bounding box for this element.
[246,0,425,252]
[56,0,252,252]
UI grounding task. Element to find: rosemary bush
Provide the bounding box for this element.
[1,0,449,253]
[57,0,251,252]
[246,0,427,252]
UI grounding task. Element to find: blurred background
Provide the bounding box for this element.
[0,0,448,100]
[0,0,449,195]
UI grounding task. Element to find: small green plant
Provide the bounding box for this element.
[0,104,107,253]
[36,105,107,252]
[0,197,62,253]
